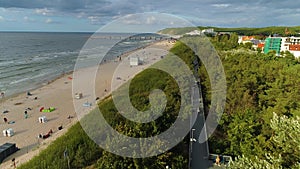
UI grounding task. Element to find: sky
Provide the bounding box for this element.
[0,0,300,32]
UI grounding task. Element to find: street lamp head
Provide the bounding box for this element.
[190,138,197,142]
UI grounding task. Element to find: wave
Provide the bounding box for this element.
[0,60,15,67]
[9,77,31,85]
[0,64,46,80]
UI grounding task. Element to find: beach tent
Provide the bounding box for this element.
[38,116,47,123]
[3,128,14,137]
[2,130,6,137]
[130,57,142,66]
[7,129,14,137]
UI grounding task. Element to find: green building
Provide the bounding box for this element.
[264,37,282,55]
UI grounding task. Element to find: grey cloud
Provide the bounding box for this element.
[0,0,108,12]
[1,0,300,27]
[0,0,54,9]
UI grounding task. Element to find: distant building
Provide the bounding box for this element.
[238,36,256,44]
[186,30,201,36]
[201,28,214,34]
[257,43,265,50]
[250,39,260,45]
[263,36,300,58]
[280,37,300,57]
[217,32,232,36]
[242,36,255,41]
[263,37,282,55]
[238,36,265,50]
[289,44,300,51]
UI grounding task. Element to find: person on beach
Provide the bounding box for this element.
[24,110,28,119]
[12,158,16,168]
[4,117,8,123]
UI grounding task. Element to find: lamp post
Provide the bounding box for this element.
[64,147,70,169]
[190,129,196,142]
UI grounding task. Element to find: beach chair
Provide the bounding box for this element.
[74,93,83,99]
[83,102,92,107]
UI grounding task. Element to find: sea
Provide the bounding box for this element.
[0,32,165,97]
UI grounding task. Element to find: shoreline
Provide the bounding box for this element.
[0,71,73,105]
[0,39,160,103]
[0,39,175,168]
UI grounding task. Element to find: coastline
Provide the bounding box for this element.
[0,39,175,168]
[0,39,160,103]
[0,71,73,105]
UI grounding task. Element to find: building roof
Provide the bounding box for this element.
[258,43,265,48]
[289,44,300,51]
[242,36,255,41]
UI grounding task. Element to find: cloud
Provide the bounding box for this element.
[76,12,85,18]
[24,16,35,22]
[119,14,142,25]
[88,16,102,24]
[45,18,61,24]
[45,18,52,23]
[1,0,300,31]
[211,4,231,8]
[0,0,112,14]
[146,16,156,24]
[0,16,4,21]
[35,8,53,16]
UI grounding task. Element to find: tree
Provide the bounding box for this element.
[229,113,300,168]
[243,42,253,49]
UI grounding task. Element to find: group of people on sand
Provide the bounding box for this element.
[3,110,29,123]
[1,91,34,98]
[38,129,53,139]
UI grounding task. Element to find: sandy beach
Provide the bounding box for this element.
[0,40,174,168]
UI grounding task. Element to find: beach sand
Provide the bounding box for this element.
[0,40,174,168]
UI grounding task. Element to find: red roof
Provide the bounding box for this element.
[257,43,264,48]
[289,44,300,51]
[242,36,255,41]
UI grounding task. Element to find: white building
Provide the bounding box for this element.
[186,30,201,36]
[201,28,214,34]
[130,57,142,66]
[280,37,300,58]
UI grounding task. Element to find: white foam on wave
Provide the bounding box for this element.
[9,77,31,85]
